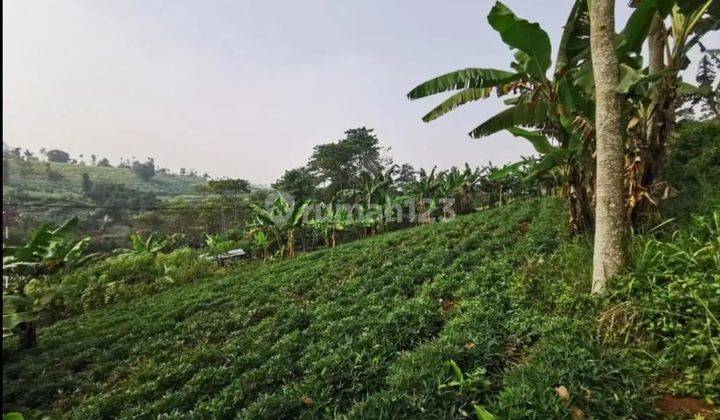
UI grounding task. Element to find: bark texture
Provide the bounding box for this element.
[590,0,627,294]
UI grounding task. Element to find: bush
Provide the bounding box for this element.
[26,247,219,319]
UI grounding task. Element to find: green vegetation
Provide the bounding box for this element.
[6,119,720,417]
[2,0,719,417]
[3,190,718,417]
[2,158,207,200]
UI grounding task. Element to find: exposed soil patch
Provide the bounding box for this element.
[518,221,532,234]
[440,298,457,312]
[655,394,716,419]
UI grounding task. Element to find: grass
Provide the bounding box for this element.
[3,159,207,200]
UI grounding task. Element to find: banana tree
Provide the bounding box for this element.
[408,0,717,231]
[406,167,443,223]
[408,1,596,233]
[127,232,168,255]
[620,0,719,224]
[308,202,355,248]
[3,217,95,349]
[250,196,309,258]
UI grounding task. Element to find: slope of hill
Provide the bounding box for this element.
[4,193,718,418]
[3,159,208,201]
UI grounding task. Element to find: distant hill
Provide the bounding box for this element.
[3,159,208,202]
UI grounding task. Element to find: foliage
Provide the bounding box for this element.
[4,197,694,418]
[272,167,318,204]
[131,158,156,182]
[678,47,720,120]
[205,178,251,196]
[660,119,720,219]
[307,127,385,199]
[204,234,244,257]
[2,158,208,200]
[128,232,168,255]
[2,218,95,343]
[612,212,720,401]
[34,246,217,319]
[85,182,160,219]
[45,149,70,163]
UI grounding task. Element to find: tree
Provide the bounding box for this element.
[272,167,318,204]
[590,0,627,295]
[46,149,70,163]
[81,173,93,194]
[250,196,309,258]
[132,158,156,181]
[679,47,720,120]
[207,178,251,196]
[3,218,94,349]
[97,157,112,167]
[308,128,384,200]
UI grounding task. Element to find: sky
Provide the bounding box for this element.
[3,1,716,184]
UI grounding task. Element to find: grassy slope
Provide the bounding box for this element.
[3,159,207,200]
[3,199,656,418]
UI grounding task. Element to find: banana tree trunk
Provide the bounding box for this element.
[568,165,594,234]
[287,230,295,258]
[629,13,668,227]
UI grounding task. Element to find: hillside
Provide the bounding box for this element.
[4,194,718,418]
[3,159,208,201]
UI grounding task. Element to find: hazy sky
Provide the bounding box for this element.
[3,1,715,184]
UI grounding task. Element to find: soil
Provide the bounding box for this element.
[655,394,717,419]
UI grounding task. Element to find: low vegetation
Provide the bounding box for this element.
[3,187,719,417]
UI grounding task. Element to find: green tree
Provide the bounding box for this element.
[46,149,70,163]
[272,167,317,204]
[308,128,384,199]
[132,158,156,181]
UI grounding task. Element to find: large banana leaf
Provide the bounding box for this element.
[469,102,550,138]
[526,148,572,180]
[421,88,493,122]
[487,2,552,80]
[3,311,39,332]
[51,217,80,236]
[407,68,519,100]
[506,127,558,155]
[556,0,590,74]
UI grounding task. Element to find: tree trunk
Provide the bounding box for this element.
[17,321,37,350]
[568,164,594,234]
[590,0,627,295]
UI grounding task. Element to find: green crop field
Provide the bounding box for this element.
[4,195,718,418]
